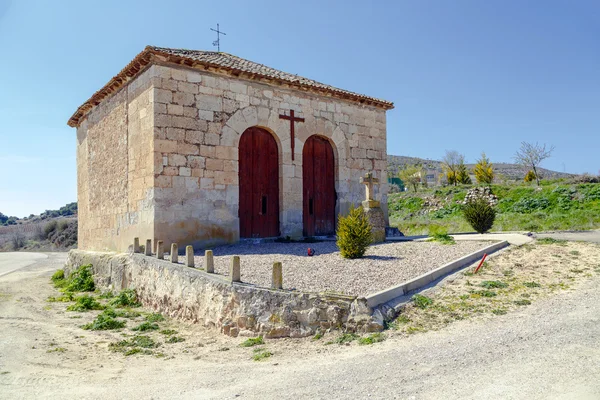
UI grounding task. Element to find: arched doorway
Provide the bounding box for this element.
[303,135,336,236]
[239,127,280,238]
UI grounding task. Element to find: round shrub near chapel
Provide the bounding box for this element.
[336,205,373,259]
[462,197,496,234]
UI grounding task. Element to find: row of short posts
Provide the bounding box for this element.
[133,237,283,289]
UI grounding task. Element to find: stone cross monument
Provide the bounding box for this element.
[360,172,386,243]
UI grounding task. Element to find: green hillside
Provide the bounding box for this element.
[388,181,600,235]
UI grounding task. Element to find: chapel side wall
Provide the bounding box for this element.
[75,68,156,252]
[150,63,388,249]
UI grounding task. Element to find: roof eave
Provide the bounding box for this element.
[67,46,394,128]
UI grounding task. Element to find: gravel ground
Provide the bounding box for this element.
[178,240,494,297]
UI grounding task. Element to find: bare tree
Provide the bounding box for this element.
[513,142,555,186]
[442,150,464,186]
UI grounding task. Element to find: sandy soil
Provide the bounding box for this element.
[177,240,494,296]
[1,242,600,399]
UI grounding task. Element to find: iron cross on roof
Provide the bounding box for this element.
[360,172,379,201]
[279,110,304,161]
[210,23,226,52]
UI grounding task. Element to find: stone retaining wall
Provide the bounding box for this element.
[65,249,382,338]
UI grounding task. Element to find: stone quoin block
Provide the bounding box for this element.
[133,238,140,253]
[145,239,152,256]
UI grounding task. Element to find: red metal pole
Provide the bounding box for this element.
[474,253,488,274]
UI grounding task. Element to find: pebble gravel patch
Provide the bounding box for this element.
[179,241,495,297]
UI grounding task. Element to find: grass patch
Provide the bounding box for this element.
[66,295,105,312]
[109,335,158,355]
[358,333,385,345]
[412,294,434,309]
[132,322,159,332]
[46,347,67,353]
[47,292,75,303]
[145,313,165,323]
[537,238,567,245]
[98,291,114,299]
[523,281,541,288]
[82,310,126,331]
[480,281,508,289]
[240,336,264,347]
[109,289,141,308]
[252,348,273,361]
[429,233,456,245]
[160,329,178,336]
[570,250,581,256]
[333,333,359,344]
[166,336,185,344]
[312,332,324,341]
[471,290,497,297]
[491,308,507,315]
[514,299,532,306]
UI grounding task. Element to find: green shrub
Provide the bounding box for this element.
[480,281,508,289]
[145,313,165,323]
[57,220,69,232]
[462,198,496,233]
[66,295,105,312]
[132,322,159,332]
[109,289,141,308]
[82,310,126,330]
[336,205,372,259]
[358,333,386,345]
[65,264,95,292]
[240,336,264,347]
[43,221,58,238]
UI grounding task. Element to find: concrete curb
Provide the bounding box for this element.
[365,240,509,308]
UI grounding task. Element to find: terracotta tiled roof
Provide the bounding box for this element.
[67,46,394,127]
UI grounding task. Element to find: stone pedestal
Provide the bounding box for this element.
[362,200,386,244]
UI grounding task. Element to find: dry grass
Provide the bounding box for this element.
[389,241,600,335]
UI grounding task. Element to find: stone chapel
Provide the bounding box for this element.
[68,46,394,251]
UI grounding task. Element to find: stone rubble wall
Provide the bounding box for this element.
[148,63,389,248]
[76,67,156,251]
[65,249,383,338]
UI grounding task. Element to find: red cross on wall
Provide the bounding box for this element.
[279,110,305,161]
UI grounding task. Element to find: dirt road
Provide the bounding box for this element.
[1,252,599,399]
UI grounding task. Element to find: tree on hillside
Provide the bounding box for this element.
[514,142,555,186]
[398,164,423,192]
[442,150,464,186]
[456,159,472,184]
[473,152,494,185]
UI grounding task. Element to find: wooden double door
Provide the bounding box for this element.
[239,127,280,238]
[302,135,336,236]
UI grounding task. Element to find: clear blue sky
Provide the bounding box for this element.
[1,0,598,217]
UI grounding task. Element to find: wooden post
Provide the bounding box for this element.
[186,245,194,267]
[133,237,140,253]
[205,250,214,273]
[145,239,152,256]
[156,240,164,260]
[230,256,240,282]
[170,243,178,263]
[272,262,283,289]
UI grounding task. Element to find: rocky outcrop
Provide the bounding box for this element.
[65,250,382,338]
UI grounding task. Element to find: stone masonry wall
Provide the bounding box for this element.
[64,249,382,338]
[76,67,156,251]
[149,62,389,248]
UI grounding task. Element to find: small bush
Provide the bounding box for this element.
[10,232,25,250]
[109,289,140,308]
[65,264,95,292]
[252,349,273,361]
[523,281,541,288]
[43,221,58,238]
[57,220,69,232]
[66,295,105,312]
[82,310,126,330]
[132,322,159,332]
[160,329,178,336]
[412,294,433,309]
[240,336,264,347]
[462,198,496,233]
[51,269,66,288]
[166,336,185,343]
[336,205,372,259]
[109,335,158,354]
[333,333,359,344]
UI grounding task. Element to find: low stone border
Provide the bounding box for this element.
[64,249,381,339]
[364,240,510,308]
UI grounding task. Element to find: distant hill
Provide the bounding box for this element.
[387,155,575,182]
